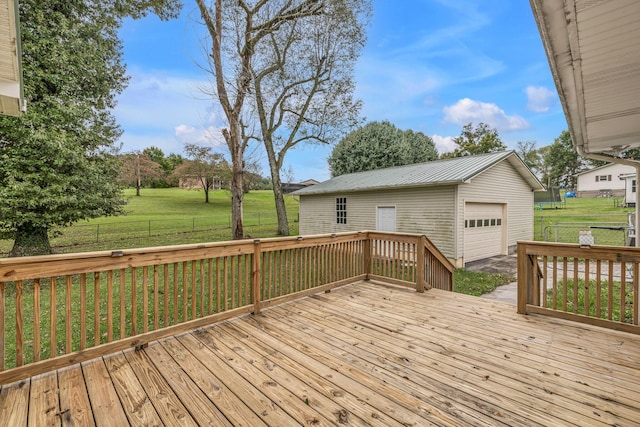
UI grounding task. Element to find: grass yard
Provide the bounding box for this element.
[534,196,633,242]
[0,188,301,255]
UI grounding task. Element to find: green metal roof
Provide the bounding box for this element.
[294,151,544,195]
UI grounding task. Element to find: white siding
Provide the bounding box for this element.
[457,161,534,259]
[299,186,457,257]
[576,164,633,193]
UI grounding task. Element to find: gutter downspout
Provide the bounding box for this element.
[574,146,640,247]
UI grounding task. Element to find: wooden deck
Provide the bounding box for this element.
[1,280,639,426]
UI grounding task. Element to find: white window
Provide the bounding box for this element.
[596,175,611,182]
[633,180,637,193]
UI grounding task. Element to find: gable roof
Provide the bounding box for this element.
[294,151,544,196]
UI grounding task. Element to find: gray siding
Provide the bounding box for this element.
[457,161,534,258]
[299,186,457,258]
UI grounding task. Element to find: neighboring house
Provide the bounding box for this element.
[294,151,544,267]
[282,179,319,194]
[575,163,634,198]
[620,173,636,207]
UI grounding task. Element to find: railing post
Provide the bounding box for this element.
[252,239,262,315]
[517,242,532,314]
[363,234,371,280]
[416,236,426,293]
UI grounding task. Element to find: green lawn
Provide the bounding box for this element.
[0,189,301,255]
[534,196,633,242]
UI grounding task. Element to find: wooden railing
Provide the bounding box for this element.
[0,231,454,384]
[518,241,639,334]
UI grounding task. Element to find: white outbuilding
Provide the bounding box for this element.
[294,151,544,267]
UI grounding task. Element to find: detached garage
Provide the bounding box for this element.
[294,151,544,267]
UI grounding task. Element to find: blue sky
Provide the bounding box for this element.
[115,0,566,181]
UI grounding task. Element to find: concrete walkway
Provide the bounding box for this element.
[464,255,518,304]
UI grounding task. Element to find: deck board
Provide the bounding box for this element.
[2,281,640,426]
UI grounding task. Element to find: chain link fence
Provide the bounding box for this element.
[0,212,299,256]
[537,213,634,246]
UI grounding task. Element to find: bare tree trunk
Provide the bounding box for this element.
[265,144,289,236]
[10,223,52,257]
[226,125,245,239]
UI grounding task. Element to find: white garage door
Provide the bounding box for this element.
[464,203,505,262]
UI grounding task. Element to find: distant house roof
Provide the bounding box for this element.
[294,151,544,196]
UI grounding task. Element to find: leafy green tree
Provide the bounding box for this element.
[328,121,438,176]
[442,122,506,158]
[0,0,180,256]
[142,146,184,187]
[545,130,585,188]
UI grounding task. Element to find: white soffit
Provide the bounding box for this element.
[0,0,24,117]
[530,0,640,154]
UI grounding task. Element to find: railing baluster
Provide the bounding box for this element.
[16,280,23,367]
[154,265,160,330]
[164,264,169,328]
[119,269,125,339]
[173,263,179,323]
[66,276,72,353]
[131,268,137,336]
[584,259,590,316]
[595,260,602,318]
[94,272,101,346]
[608,261,614,320]
[208,259,213,315]
[80,274,87,350]
[50,276,58,358]
[634,263,639,325]
[542,256,548,308]
[191,260,196,319]
[182,261,187,321]
[34,278,40,363]
[107,271,113,343]
[620,262,626,323]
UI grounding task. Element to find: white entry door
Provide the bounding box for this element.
[377,207,396,232]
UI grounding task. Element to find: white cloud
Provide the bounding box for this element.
[432,134,456,154]
[443,98,529,131]
[525,85,556,113]
[114,67,225,155]
[174,124,226,147]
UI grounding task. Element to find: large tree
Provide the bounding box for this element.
[249,0,371,235]
[545,130,585,188]
[118,152,164,196]
[328,121,438,176]
[196,0,326,238]
[0,0,180,256]
[441,122,506,158]
[173,143,229,203]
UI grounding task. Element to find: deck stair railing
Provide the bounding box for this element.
[0,231,454,384]
[517,241,639,335]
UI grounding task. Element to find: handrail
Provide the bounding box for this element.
[0,231,454,384]
[517,240,639,335]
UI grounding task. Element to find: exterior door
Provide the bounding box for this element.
[377,207,396,232]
